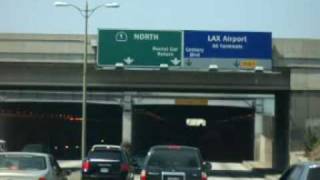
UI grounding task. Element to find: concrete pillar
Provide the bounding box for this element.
[122,95,132,144]
[255,113,263,135]
[273,92,290,171]
[254,113,264,161]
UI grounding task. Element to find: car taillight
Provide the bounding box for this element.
[82,160,90,172]
[39,177,46,180]
[201,172,207,180]
[140,170,147,180]
[120,163,129,172]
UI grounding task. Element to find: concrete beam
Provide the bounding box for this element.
[122,95,132,144]
[0,62,289,92]
[291,68,320,90]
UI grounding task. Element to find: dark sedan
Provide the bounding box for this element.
[140,145,211,180]
[81,144,134,180]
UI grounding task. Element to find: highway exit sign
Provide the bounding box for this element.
[97,29,182,68]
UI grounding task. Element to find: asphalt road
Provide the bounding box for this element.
[63,162,267,180]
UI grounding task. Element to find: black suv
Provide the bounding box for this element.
[141,145,211,180]
[82,144,134,180]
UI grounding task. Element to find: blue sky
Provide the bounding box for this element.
[0,0,319,38]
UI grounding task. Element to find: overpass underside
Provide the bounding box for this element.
[0,62,290,170]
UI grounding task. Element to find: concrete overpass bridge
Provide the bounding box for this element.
[1,33,320,170]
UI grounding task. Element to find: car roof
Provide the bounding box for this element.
[297,162,320,167]
[0,151,49,157]
[150,145,199,151]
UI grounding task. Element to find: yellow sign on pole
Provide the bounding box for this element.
[175,99,208,106]
[240,60,257,69]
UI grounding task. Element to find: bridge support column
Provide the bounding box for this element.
[122,95,132,144]
[254,113,264,161]
[273,92,290,171]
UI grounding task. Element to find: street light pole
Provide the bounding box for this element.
[54,0,119,161]
[81,0,89,161]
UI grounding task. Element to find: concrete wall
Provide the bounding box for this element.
[289,91,320,151]
[291,68,320,90]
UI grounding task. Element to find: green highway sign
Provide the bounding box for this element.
[97,29,182,68]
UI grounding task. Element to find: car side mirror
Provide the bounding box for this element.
[203,162,212,171]
[63,169,72,176]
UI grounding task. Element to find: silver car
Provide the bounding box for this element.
[0,152,69,180]
[280,162,320,180]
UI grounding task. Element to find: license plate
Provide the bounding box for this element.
[167,177,181,180]
[164,176,183,180]
[100,168,109,173]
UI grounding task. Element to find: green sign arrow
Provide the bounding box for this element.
[97,29,182,68]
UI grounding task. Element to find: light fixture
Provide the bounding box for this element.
[54,0,119,161]
[254,66,264,72]
[160,64,169,70]
[104,2,120,8]
[53,1,69,7]
[115,62,125,69]
[208,64,218,71]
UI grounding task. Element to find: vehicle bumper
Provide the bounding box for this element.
[82,174,128,180]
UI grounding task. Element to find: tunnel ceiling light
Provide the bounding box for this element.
[186,118,207,127]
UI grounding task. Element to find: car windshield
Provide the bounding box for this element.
[88,150,121,161]
[307,167,320,180]
[147,149,200,169]
[0,154,47,170]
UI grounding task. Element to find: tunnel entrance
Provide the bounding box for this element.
[0,103,122,159]
[132,105,255,162]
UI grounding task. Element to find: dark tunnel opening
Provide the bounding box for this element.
[0,103,122,160]
[132,105,255,162]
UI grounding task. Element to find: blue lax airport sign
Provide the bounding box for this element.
[184,31,272,59]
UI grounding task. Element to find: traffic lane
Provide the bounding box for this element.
[67,173,265,180]
[66,162,266,180]
[209,162,266,179]
[67,172,265,180]
[210,162,265,178]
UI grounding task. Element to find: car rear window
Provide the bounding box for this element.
[0,154,47,170]
[88,150,122,161]
[307,167,320,180]
[147,148,200,168]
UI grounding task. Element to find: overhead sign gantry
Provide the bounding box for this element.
[97,29,272,70]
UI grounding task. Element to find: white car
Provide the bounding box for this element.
[0,152,69,180]
[280,162,320,180]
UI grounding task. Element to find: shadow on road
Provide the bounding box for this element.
[208,168,281,178]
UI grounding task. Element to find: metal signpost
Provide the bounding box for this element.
[97,29,182,68]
